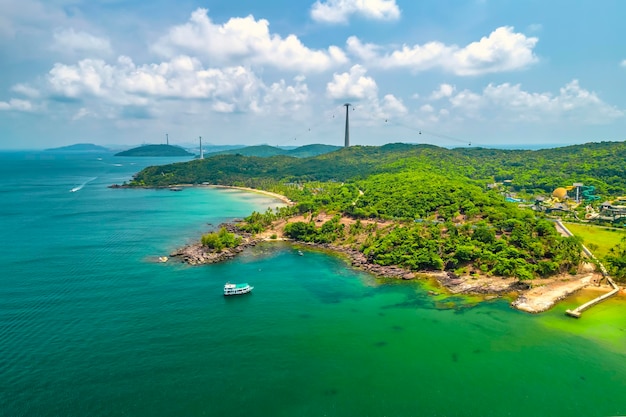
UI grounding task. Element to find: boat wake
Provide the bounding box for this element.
[70,177,97,193]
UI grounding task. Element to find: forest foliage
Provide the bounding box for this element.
[129,141,626,281]
[201,227,242,252]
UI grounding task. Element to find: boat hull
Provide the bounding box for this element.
[223,283,253,296]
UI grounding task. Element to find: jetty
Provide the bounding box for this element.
[556,220,621,318]
[565,256,619,318]
[565,277,619,318]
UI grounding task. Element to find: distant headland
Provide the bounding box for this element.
[115,144,194,157]
[45,143,111,152]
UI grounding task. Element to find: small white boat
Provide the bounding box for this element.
[224,282,253,296]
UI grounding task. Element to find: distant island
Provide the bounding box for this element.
[115,144,194,157]
[46,143,110,152]
[205,144,341,158]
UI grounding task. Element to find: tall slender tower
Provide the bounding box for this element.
[199,136,204,159]
[166,133,169,145]
[344,103,351,147]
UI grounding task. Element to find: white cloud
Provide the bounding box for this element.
[11,83,40,98]
[326,65,405,122]
[72,107,92,120]
[346,36,381,61]
[381,94,407,115]
[44,55,310,118]
[448,80,623,124]
[326,64,377,100]
[620,59,626,67]
[347,26,538,76]
[430,83,455,100]
[52,28,112,56]
[152,8,347,72]
[0,98,34,112]
[311,0,400,24]
[263,77,310,114]
[420,104,434,113]
[0,0,68,39]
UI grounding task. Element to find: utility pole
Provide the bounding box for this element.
[344,103,351,147]
[199,136,203,159]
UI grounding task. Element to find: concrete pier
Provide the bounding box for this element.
[566,276,619,318]
[556,220,621,318]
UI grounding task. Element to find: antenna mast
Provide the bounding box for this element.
[344,103,351,147]
[166,133,169,145]
[199,136,203,159]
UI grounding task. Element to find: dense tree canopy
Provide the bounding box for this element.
[128,141,626,280]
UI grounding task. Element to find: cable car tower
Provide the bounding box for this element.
[344,103,351,147]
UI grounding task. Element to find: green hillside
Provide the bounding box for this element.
[205,143,341,158]
[129,141,626,193]
[115,144,194,157]
[126,140,626,281]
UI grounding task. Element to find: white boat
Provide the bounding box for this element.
[224,282,253,296]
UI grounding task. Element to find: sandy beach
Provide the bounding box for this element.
[202,184,294,205]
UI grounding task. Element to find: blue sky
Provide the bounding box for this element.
[1,0,625,149]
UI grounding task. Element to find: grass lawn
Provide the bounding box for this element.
[564,222,626,258]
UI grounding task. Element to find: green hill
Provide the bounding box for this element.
[128,141,626,193]
[205,144,341,158]
[287,144,342,158]
[115,144,194,157]
[46,143,110,152]
[126,140,626,281]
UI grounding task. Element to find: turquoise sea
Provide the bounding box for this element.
[0,151,625,417]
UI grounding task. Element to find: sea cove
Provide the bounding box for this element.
[1,152,625,417]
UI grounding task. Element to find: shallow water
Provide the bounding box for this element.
[0,151,624,417]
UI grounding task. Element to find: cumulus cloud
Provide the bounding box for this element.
[152,8,347,72]
[0,0,69,39]
[346,36,381,61]
[621,59,626,67]
[381,94,407,115]
[326,65,405,121]
[44,55,310,118]
[326,64,377,100]
[263,77,310,114]
[0,98,34,112]
[448,80,623,124]
[430,83,455,100]
[310,0,400,24]
[347,26,538,75]
[11,83,40,98]
[52,28,112,56]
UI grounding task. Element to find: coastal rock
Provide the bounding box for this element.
[170,223,258,265]
[170,227,598,314]
[434,272,524,295]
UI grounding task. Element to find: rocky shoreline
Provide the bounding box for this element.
[169,225,530,299]
[169,223,261,265]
